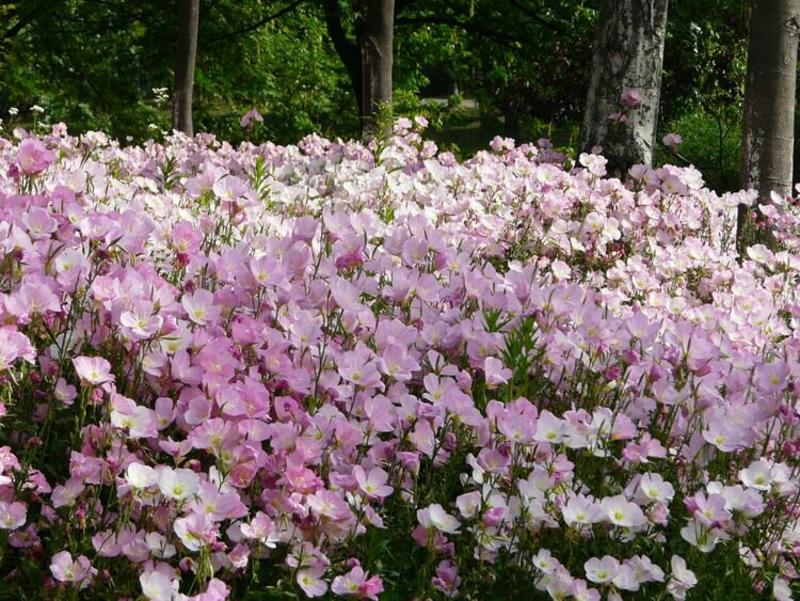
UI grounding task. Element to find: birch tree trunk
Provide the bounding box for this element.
[738,0,800,248]
[580,0,669,172]
[172,0,200,136]
[362,0,395,139]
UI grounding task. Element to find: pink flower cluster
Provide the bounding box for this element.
[0,120,797,600]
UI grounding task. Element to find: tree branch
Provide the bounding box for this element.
[508,0,567,35]
[395,14,525,49]
[395,15,464,28]
[206,0,307,44]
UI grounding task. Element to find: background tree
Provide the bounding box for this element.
[173,0,200,135]
[738,0,800,247]
[580,0,669,171]
[362,0,395,137]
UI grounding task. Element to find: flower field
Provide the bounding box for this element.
[1,118,799,600]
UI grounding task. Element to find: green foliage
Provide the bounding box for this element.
[197,4,360,144]
[658,110,742,192]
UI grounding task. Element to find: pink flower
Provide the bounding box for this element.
[337,344,384,390]
[754,362,790,393]
[51,477,85,508]
[126,463,158,489]
[54,378,77,405]
[110,397,158,439]
[636,473,675,504]
[0,501,26,530]
[17,138,56,174]
[190,578,230,601]
[331,565,383,599]
[431,560,461,598]
[72,355,114,385]
[662,132,682,152]
[688,492,731,526]
[49,551,95,585]
[307,489,352,522]
[174,512,216,551]
[120,300,163,339]
[182,289,220,326]
[773,577,793,601]
[377,344,419,381]
[483,356,511,388]
[6,280,61,318]
[353,465,393,499]
[250,255,285,288]
[562,494,603,526]
[0,327,35,371]
[240,108,263,128]
[240,512,280,548]
[620,88,642,108]
[23,206,58,238]
[297,567,328,598]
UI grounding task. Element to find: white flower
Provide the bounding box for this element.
[669,554,697,587]
[8,107,19,116]
[534,410,566,444]
[579,152,608,176]
[562,494,602,526]
[773,576,794,601]
[110,405,157,438]
[145,532,176,559]
[418,503,460,534]
[600,495,646,528]
[126,463,157,489]
[680,520,723,553]
[532,548,558,574]
[740,459,774,491]
[140,570,178,601]
[455,490,482,519]
[157,468,199,501]
[637,473,675,504]
[584,555,620,584]
[173,515,205,551]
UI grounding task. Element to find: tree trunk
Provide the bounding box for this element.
[324,0,364,118]
[172,0,199,136]
[580,0,669,173]
[362,0,395,138]
[738,0,800,248]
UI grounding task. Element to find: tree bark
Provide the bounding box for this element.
[362,0,395,138]
[323,0,364,118]
[738,0,800,248]
[580,0,669,172]
[172,0,199,136]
